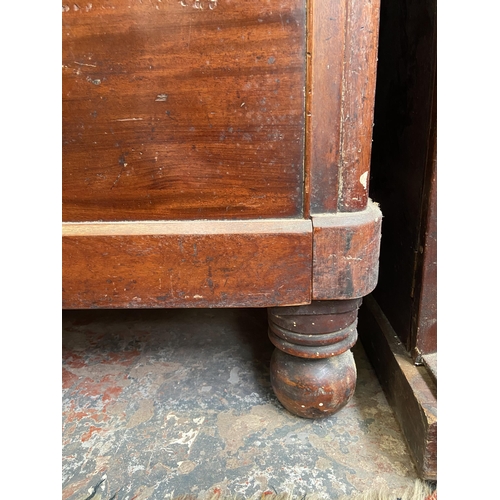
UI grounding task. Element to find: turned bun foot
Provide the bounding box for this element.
[270,348,356,418]
[268,299,361,418]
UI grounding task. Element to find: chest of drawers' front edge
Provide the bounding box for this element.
[62,219,313,309]
[305,0,381,216]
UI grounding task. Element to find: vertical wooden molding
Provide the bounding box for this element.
[303,0,313,219]
[338,0,381,212]
[305,0,381,215]
[305,0,347,214]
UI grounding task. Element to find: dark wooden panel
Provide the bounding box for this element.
[369,0,436,349]
[62,0,306,222]
[311,200,381,300]
[62,219,312,308]
[412,121,437,356]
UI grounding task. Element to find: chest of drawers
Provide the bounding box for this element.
[63,0,382,418]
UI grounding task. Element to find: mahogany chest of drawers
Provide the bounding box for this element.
[63,0,382,417]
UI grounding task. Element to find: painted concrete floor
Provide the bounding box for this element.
[62,307,419,500]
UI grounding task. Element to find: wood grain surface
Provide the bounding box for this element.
[306,0,380,214]
[62,0,384,311]
[412,92,437,357]
[305,0,346,214]
[337,0,381,212]
[62,219,312,308]
[268,299,360,418]
[63,0,306,222]
[312,200,382,299]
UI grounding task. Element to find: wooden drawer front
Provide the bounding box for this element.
[63,0,306,222]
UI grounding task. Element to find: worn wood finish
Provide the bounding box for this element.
[61,211,384,309]
[305,0,346,214]
[270,309,357,333]
[271,299,362,316]
[358,295,437,479]
[62,220,312,308]
[62,0,385,422]
[312,200,382,300]
[268,299,360,418]
[337,0,381,212]
[306,0,380,214]
[62,0,306,222]
[270,350,356,419]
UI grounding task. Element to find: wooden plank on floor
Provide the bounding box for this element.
[358,294,437,480]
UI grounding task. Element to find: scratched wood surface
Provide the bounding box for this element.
[268,299,360,418]
[311,200,382,300]
[62,0,306,222]
[337,0,380,212]
[62,219,312,308]
[305,0,380,215]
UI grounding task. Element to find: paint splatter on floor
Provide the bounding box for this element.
[62,308,419,500]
